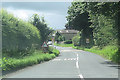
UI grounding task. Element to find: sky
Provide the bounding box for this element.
[2,2,71,30]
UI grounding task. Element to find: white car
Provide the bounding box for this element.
[47,41,52,45]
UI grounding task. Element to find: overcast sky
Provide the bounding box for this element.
[2,2,71,30]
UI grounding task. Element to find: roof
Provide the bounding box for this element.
[57,29,79,34]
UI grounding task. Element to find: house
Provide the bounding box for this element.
[57,29,79,41]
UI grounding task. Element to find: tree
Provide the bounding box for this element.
[85,2,120,62]
[66,2,93,47]
[66,2,91,31]
[85,3,119,39]
[67,1,119,62]
[29,14,53,46]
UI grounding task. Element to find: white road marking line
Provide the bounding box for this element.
[77,54,78,57]
[76,61,79,69]
[79,74,85,80]
[52,58,77,61]
[68,59,70,60]
[52,59,61,61]
[77,55,79,61]
[64,58,67,60]
[76,54,79,69]
[76,54,85,80]
[76,54,79,61]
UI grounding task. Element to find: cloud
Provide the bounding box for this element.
[2,2,71,15]
[7,8,29,20]
[6,7,56,20]
[2,2,71,30]
[5,7,67,29]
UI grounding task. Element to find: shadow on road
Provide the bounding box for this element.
[101,60,120,69]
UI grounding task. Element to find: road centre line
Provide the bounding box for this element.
[77,54,78,57]
[76,54,85,80]
[79,75,84,80]
[52,58,77,61]
[77,54,79,60]
[76,61,79,69]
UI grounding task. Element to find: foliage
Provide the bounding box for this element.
[73,46,118,63]
[86,46,118,63]
[54,43,74,47]
[72,35,80,46]
[58,36,65,42]
[1,9,40,57]
[67,2,119,48]
[66,2,91,31]
[81,2,119,48]
[92,15,117,47]
[55,31,65,43]
[73,46,84,50]
[1,9,58,71]
[48,46,60,56]
[66,2,94,47]
[67,2,119,63]
[55,31,61,42]
[29,14,54,46]
[1,47,60,71]
[64,40,72,44]
[51,47,60,56]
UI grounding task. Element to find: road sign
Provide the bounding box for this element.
[86,39,90,43]
[42,41,48,48]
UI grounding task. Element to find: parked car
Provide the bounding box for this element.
[47,41,52,45]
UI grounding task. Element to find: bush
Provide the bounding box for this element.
[2,48,60,71]
[1,9,40,57]
[48,46,54,53]
[55,32,65,43]
[64,40,72,44]
[72,36,80,46]
[52,48,60,56]
[58,36,65,41]
[48,46,60,56]
[29,14,54,46]
[85,46,118,63]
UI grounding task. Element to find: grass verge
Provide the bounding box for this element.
[73,46,119,63]
[1,47,60,71]
[54,43,74,47]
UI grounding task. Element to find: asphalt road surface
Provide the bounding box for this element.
[3,46,119,80]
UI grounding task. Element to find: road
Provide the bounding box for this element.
[3,46,119,80]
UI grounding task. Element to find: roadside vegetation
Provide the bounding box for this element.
[54,43,74,47]
[2,47,59,71]
[73,46,118,63]
[66,2,120,63]
[54,31,65,43]
[1,9,60,71]
[55,2,120,63]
